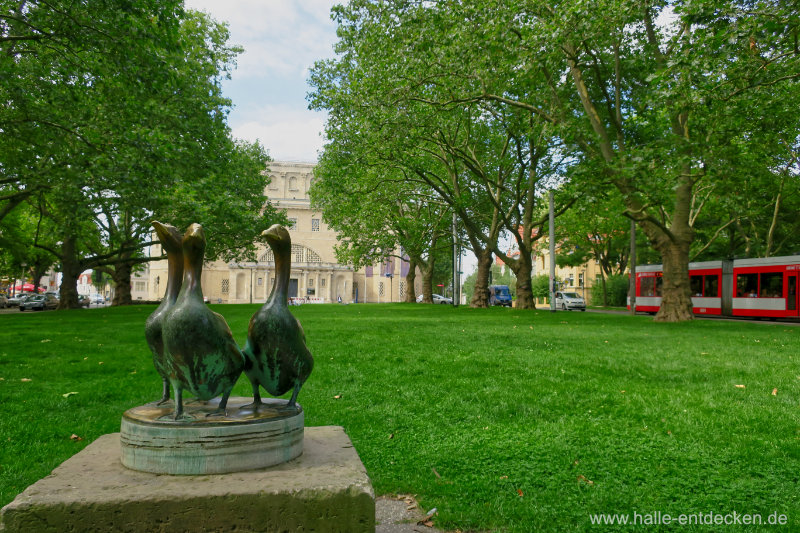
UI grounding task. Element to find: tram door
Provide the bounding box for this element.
[788,274,798,316]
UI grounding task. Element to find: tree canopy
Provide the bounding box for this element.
[309,0,800,321]
[1,1,280,306]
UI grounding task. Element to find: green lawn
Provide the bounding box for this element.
[1,304,798,531]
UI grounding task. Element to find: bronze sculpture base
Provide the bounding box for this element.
[120,397,303,475]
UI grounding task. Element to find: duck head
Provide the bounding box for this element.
[152,221,182,255]
[262,224,291,252]
[182,223,206,261]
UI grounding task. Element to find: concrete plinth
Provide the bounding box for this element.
[0,426,374,533]
[120,397,303,475]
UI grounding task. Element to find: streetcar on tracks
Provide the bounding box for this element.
[629,256,800,319]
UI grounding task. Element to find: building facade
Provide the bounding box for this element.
[146,161,408,304]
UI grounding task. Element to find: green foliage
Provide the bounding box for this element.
[531,274,551,300]
[591,274,630,307]
[1,305,798,532]
[1,3,278,305]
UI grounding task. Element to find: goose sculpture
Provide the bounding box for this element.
[144,221,183,405]
[242,224,314,411]
[162,223,244,420]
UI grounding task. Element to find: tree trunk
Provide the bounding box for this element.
[420,261,434,303]
[638,213,694,322]
[510,255,535,309]
[404,258,417,303]
[57,236,81,310]
[111,260,133,306]
[470,249,492,308]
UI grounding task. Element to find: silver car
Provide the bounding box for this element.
[555,291,586,311]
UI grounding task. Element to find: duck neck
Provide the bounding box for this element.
[165,251,184,304]
[268,243,290,305]
[181,254,204,300]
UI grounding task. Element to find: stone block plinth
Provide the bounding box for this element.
[1,426,374,533]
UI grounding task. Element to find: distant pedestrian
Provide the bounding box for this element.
[337,295,342,304]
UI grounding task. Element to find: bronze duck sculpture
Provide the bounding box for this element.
[242,224,314,410]
[144,221,183,405]
[162,223,244,420]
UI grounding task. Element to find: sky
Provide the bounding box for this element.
[184,0,340,162]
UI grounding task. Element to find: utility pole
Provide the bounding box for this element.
[630,218,637,315]
[549,191,556,312]
[452,212,459,307]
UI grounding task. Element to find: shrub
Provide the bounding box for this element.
[591,274,630,307]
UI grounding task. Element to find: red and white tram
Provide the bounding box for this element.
[630,256,800,319]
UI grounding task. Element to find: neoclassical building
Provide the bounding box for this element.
[146,161,410,304]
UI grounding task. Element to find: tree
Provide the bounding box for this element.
[310,1,579,308]
[2,5,279,308]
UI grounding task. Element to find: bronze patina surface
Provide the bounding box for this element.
[161,224,244,420]
[123,397,302,426]
[242,224,314,410]
[144,221,183,405]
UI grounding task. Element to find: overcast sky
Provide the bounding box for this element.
[184,0,339,162]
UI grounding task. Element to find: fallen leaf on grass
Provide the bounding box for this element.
[20,378,32,382]
[41,339,51,343]
[98,362,104,365]
[406,503,417,511]
[734,384,746,389]
[500,475,509,479]
[577,475,594,485]
[432,467,441,479]
[388,433,394,439]
[333,394,341,399]
[517,488,524,497]
[70,434,83,441]
[772,388,778,396]
[62,392,79,398]
[419,520,434,528]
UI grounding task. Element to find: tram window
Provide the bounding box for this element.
[760,272,783,298]
[736,274,759,297]
[704,275,719,297]
[690,276,703,297]
[655,276,662,297]
[640,277,655,296]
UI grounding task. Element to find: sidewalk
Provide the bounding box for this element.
[376,495,441,533]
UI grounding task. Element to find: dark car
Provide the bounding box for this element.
[488,285,513,307]
[20,294,59,311]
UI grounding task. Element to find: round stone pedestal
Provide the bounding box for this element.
[120,397,303,475]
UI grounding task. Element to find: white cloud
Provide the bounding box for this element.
[232,105,327,162]
[186,0,338,80]
[183,1,338,162]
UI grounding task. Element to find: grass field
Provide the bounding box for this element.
[1,304,798,531]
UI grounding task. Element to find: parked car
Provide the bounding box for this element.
[91,294,105,305]
[431,293,453,305]
[0,294,8,308]
[488,285,513,307]
[415,293,453,304]
[20,293,59,311]
[8,293,33,307]
[77,295,90,307]
[554,291,586,311]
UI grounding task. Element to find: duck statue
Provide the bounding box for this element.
[162,223,244,420]
[144,221,183,405]
[242,224,314,411]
